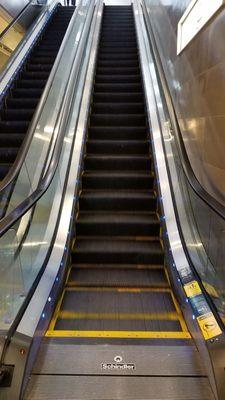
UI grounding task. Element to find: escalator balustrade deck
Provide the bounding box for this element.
[0,6,75,180]
[46,5,191,341]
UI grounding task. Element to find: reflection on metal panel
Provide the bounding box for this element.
[177,0,225,54]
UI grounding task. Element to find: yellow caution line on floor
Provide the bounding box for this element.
[45,330,191,339]
[58,311,180,321]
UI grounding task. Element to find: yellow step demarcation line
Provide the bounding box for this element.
[46,330,191,339]
[65,286,172,293]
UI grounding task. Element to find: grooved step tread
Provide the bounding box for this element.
[68,267,168,288]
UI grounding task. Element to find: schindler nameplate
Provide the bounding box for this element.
[177,0,225,54]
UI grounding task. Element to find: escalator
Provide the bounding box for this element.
[46,5,190,340]
[0,5,75,180]
[0,4,220,400]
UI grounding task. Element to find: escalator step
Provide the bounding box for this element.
[94,83,142,92]
[0,148,19,162]
[92,102,145,113]
[54,316,182,332]
[0,133,25,146]
[93,92,144,103]
[2,109,35,121]
[88,126,148,140]
[99,53,138,61]
[17,79,47,88]
[96,74,140,83]
[82,171,154,190]
[76,212,160,237]
[0,164,11,179]
[7,98,39,109]
[79,190,157,212]
[72,239,164,264]
[86,140,149,155]
[12,88,43,98]
[71,263,165,270]
[26,64,52,72]
[68,267,167,287]
[90,114,146,126]
[84,155,151,171]
[60,289,176,315]
[0,121,29,133]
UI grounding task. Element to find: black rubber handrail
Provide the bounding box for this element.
[0,0,95,239]
[0,0,35,41]
[142,1,225,222]
[0,2,78,200]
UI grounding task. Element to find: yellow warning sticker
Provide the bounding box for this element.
[197,312,222,340]
[184,280,201,298]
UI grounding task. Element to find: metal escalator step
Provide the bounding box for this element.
[72,239,163,264]
[0,164,11,179]
[2,109,35,121]
[82,171,154,190]
[99,41,137,48]
[96,74,140,83]
[93,92,144,102]
[76,212,160,236]
[94,83,142,92]
[53,288,183,333]
[59,288,177,314]
[88,126,148,140]
[92,102,145,113]
[79,190,157,212]
[68,266,168,287]
[20,71,52,80]
[0,133,25,146]
[7,98,39,109]
[86,140,149,155]
[0,148,19,162]
[0,121,29,133]
[12,88,43,98]
[26,63,52,72]
[17,79,47,89]
[98,53,138,60]
[71,263,165,270]
[54,317,182,333]
[90,114,146,127]
[84,155,151,171]
[98,48,138,56]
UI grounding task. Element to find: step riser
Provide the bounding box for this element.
[86,141,149,155]
[76,222,160,237]
[72,252,164,265]
[92,103,145,113]
[82,176,154,190]
[88,127,148,140]
[84,157,151,171]
[79,196,157,212]
[90,115,146,127]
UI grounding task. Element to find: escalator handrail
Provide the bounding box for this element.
[0,1,79,198]
[0,0,95,238]
[0,0,35,42]
[141,0,225,222]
